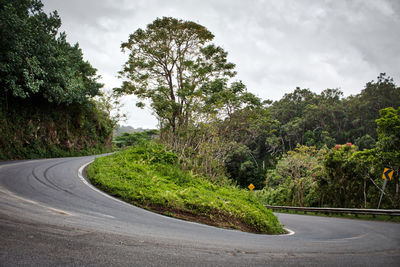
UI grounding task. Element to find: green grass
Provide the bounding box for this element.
[86,142,285,234]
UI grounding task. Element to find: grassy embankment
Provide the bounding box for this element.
[86,142,285,234]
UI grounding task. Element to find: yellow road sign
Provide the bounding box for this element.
[382,168,394,181]
[248,184,255,191]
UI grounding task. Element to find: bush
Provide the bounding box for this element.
[258,146,323,207]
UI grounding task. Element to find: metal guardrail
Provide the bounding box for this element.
[265,205,400,218]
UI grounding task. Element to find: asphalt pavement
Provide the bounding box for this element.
[1,156,399,266]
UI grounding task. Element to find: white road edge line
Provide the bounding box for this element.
[283,228,295,236]
[0,187,72,216]
[78,160,133,210]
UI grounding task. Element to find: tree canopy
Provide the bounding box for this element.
[117,17,236,134]
[0,0,102,105]
[0,0,112,160]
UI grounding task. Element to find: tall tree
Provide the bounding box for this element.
[270,88,317,151]
[117,17,236,140]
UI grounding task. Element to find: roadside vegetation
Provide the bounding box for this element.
[256,106,400,209]
[0,0,115,160]
[86,142,285,234]
[115,16,399,209]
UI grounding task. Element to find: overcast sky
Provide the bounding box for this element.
[42,0,400,129]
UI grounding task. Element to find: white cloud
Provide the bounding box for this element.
[42,0,400,128]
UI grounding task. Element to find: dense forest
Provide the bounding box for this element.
[0,0,113,159]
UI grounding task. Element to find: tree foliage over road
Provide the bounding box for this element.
[0,0,102,104]
[0,0,113,159]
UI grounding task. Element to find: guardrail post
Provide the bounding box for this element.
[377,179,388,209]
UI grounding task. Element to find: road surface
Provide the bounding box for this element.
[1,156,399,266]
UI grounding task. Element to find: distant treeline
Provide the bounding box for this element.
[113,125,154,137]
[252,76,400,208]
[216,73,398,186]
[269,73,399,152]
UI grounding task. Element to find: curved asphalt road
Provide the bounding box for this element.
[1,156,399,266]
